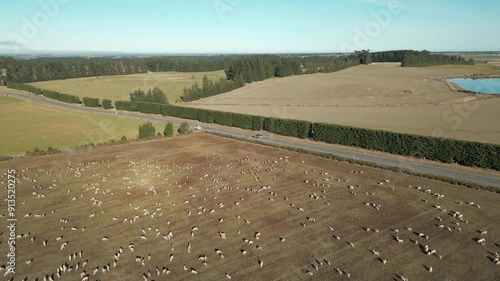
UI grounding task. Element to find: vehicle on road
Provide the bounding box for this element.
[252,134,263,139]
[193,125,202,130]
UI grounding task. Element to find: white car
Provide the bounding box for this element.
[193,125,202,130]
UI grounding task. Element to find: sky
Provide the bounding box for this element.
[0,0,499,54]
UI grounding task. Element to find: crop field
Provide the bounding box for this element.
[1,134,498,281]
[187,63,500,144]
[27,70,226,104]
[0,96,166,157]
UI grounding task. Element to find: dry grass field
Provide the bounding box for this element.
[1,134,498,281]
[459,53,500,65]
[0,96,166,157]
[27,70,226,103]
[187,63,500,144]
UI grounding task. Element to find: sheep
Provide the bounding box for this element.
[258,258,264,268]
[225,272,232,279]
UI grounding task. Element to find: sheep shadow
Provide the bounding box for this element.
[423,264,432,272]
[486,256,497,264]
[393,273,405,280]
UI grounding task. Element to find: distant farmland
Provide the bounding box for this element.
[28,70,226,103]
[187,63,500,144]
[0,96,166,156]
[1,134,498,281]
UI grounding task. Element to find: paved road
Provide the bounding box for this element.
[2,90,500,188]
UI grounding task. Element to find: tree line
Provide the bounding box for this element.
[371,50,474,67]
[6,81,105,108]
[181,76,245,102]
[401,50,473,67]
[3,56,231,83]
[302,54,362,74]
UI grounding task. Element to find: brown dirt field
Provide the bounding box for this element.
[0,134,499,281]
[187,63,500,144]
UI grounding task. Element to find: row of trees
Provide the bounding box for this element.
[370,50,474,67]
[224,56,302,83]
[181,76,245,102]
[114,99,500,170]
[311,123,498,170]
[302,54,361,74]
[401,51,474,67]
[3,56,231,83]
[7,81,81,103]
[130,87,168,104]
[371,50,423,62]
[6,82,113,108]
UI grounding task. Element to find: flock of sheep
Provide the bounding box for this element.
[0,136,498,281]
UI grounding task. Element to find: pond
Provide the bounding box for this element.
[444,78,500,94]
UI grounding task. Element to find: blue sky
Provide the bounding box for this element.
[0,0,499,53]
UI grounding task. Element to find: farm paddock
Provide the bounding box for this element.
[0,134,498,280]
[188,63,500,144]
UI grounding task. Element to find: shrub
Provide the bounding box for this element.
[178,122,190,135]
[164,122,174,137]
[138,122,156,140]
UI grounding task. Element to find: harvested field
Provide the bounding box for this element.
[0,96,166,156]
[1,134,498,281]
[188,63,500,144]
[28,70,226,103]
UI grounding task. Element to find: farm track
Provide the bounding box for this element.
[1,89,499,188]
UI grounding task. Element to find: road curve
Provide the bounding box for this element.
[2,90,500,188]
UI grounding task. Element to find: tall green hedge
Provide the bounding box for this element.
[263,117,311,138]
[83,97,100,107]
[102,99,112,109]
[312,123,500,170]
[6,82,80,103]
[6,82,42,95]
